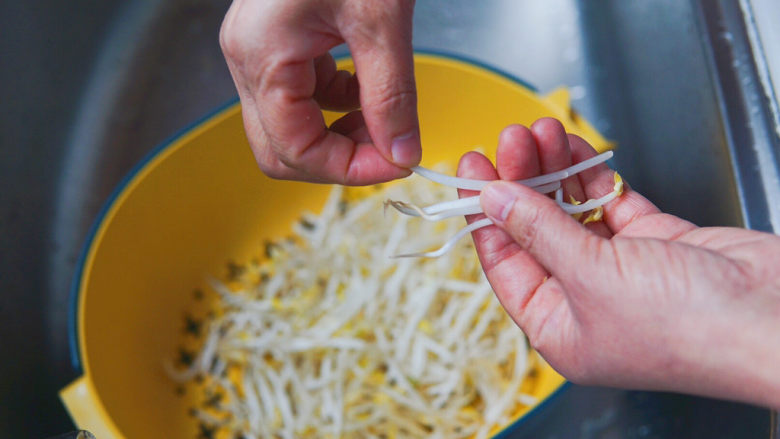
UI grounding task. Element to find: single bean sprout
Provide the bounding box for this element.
[392,218,494,258]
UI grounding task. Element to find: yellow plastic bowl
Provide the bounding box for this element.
[61,53,610,438]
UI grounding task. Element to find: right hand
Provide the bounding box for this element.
[220,0,421,185]
[458,118,780,409]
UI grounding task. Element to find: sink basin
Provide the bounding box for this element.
[1,0,777,437]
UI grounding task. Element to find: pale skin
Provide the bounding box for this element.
[220,1,780,409]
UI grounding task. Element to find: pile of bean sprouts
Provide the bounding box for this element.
[168,174,538,439]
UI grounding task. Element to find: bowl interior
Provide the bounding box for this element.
[70,54,610,438]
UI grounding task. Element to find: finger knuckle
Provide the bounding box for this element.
[347,0,396,26]
[253,148,289,180]
[219,1,264,62]
[255,158,282,179]
[276,150,302,170]
[219,20,244,61]
[273,136,322,171]
[364,83,417,116]
[260,163,290,180]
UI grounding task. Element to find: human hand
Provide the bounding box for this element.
[220,0,420,185]
[458,118,780,409]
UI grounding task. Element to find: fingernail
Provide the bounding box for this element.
[481,182,518,222]
[391,132,421,166]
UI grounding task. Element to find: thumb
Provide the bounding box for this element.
[344,2,421,168]
[480,181,604,281]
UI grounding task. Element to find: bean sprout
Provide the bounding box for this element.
[410,151,613,191]
[391,156,623,258]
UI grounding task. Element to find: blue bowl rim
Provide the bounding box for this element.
[66,48,567,432]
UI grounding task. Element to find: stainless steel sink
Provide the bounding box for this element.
[1,0,778,437]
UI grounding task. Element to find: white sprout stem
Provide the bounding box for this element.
[386,181,561,222]
[422,195,482,215]
[410,166,490,190]
[560,189,620,214]
[421,181,559,215]
[393,218,493,258]
[517,151,613,187]
[389,174,621,258]
[411,151,613,190]
[559,150,614,178]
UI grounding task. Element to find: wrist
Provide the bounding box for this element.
[672,306,780,409]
